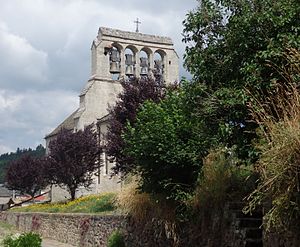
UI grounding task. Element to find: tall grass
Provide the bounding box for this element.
[245,48,300,231]
[191,147,255,213]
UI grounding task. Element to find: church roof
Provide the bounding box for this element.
[45,110,78,139]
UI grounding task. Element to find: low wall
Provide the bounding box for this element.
[0,212,124,247]
[2,208,298,247]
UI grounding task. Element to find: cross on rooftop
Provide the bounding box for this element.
[134,18,141,33]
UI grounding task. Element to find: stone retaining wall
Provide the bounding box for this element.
[0,212,124,247]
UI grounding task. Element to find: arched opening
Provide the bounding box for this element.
[154,50,166,85]
[109,43,122,80]
[139,48,151,77]
[124,46,137,79]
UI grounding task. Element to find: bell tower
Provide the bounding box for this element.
[45,27,179,200]
[90,27,179,83]
[72,27,179,130]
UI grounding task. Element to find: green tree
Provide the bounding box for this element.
[124,86,206,201]
[182,0,300,161]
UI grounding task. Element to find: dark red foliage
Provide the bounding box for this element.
[106,77,165,175]
[6,154,48,197]
[47,125,100,200]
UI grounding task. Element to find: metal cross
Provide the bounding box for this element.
[134,18,141,33]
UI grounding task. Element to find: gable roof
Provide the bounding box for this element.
[45,110,78,139]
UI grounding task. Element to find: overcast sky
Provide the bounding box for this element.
[0,0,197,154]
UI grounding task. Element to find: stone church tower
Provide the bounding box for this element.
[45,27,179,201]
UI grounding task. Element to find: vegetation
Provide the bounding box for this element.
[182,0,300,162]
[192,147,256,213]
[245,49,300,231]
[124,86,205,202]
[104,0,300,237]
[105,77,165,175]
[47,125,101,200]
[5,155,48,197]
[0,145,45,183]
[11,193,116,214]
[2,232,42,247]
[107,230,125,247]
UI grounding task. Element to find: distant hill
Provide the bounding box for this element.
[0,145,46,183]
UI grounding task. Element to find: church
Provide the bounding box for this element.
[45,26,179,201]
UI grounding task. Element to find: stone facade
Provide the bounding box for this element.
[45,27,179,201]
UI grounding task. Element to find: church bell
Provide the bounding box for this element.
[125,54,134,76]
[110,49,120,74]
[140,57,148,75]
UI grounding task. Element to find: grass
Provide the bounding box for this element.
[10,193,116,214]
[245,48,300,231]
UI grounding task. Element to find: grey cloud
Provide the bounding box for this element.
[0,0,197,153]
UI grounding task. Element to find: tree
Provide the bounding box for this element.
[182,0,300,162]
[0,144,46,183]
[123,85,207,201]
[106,77,165,174]
[5,155,48,197]
[47,126,100,200]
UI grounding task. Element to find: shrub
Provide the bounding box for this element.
[191,147,256,213]
[2,232,42,247]
[107,230,125,247]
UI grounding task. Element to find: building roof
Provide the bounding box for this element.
[45,110,78,139]
[98,27,173,45]
[0,186,12,197]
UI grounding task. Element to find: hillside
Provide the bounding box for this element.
[0,145,45,183]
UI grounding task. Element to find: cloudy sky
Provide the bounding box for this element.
[0,0,197,154]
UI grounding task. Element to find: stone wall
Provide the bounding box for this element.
[0,209,253,247]
[0,212,124,247]
[2,209,297,247]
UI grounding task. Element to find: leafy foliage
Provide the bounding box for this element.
[107,230,125,247]
[124,86,206,202]
[2,232,42,247]
[5,155,48,197]
[106,77,165,175]
[0,145,45,183]
[182,0,300,161]
[47,126,100,200]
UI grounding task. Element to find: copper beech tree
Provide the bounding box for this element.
[6,154,48,198]
[47,125,101,200]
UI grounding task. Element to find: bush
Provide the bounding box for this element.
[107,230,125,247]
[2,232,42,247]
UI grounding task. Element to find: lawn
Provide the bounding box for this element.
[10,193,116,214]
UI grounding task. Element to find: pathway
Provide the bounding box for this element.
[42,238,75,247]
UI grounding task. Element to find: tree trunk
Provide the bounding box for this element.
[70,188,76,201]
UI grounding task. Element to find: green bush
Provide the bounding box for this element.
[2,232,42,247]
[107,230,125,247]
